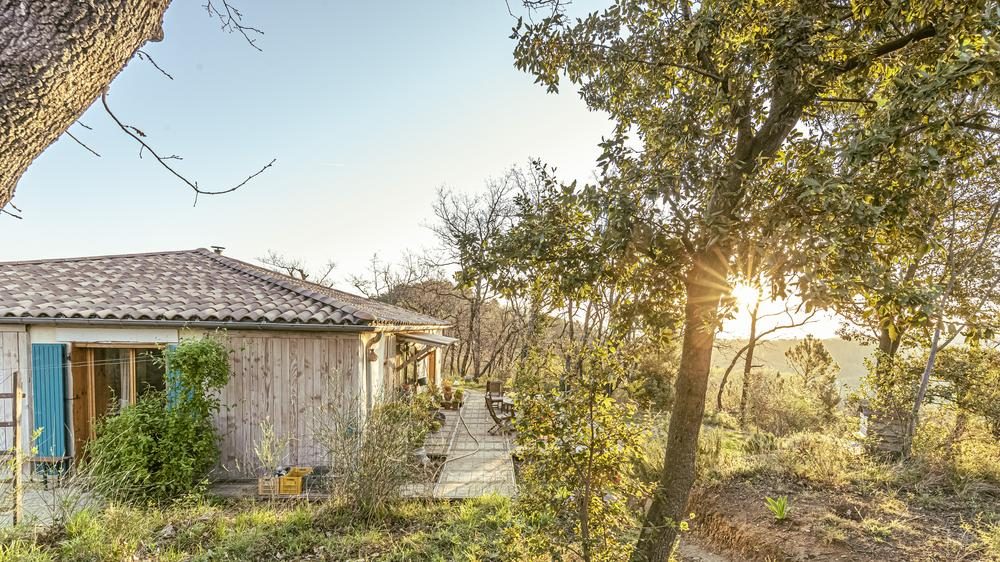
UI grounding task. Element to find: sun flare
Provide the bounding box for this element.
[731,283,761,308]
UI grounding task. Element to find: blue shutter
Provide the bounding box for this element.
[165,344,191,408]
[31,343,68,458]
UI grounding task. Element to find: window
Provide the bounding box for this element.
[77,346,166,416]
[71,344,169,456]
[134,350,166,398]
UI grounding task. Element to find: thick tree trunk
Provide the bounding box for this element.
[0,0,170,208]
[633,249,728,561]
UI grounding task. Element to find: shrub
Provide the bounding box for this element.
[82,335,230,503]
[779,432,854,486]
[744,370,829,436]
[515,345,651,562]
[743,430,778,454]
[314,394,432,520]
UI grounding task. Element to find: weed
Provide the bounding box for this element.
[765,495,791,521]
[860,518,899,542]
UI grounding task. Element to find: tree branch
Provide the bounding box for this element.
[101,90,276,199]
[835,25,936,75]
[204,0,264,51]
[135,49,174,80]
[65,131,102,158]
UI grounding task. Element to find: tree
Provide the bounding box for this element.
[258,251,336,286]
[0,0,267,214]
[512,1,998,558]
[713,298,816,416]
[785,336,836,390]
[785,335,841,418]
[827,149,1000,454]
[516,344,650,562]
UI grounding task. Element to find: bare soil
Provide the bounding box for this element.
[685,474,996,561]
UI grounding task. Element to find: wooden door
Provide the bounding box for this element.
[70,347,91,458]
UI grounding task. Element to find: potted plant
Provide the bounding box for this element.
[442,379,454,403]
[454,387,465,407]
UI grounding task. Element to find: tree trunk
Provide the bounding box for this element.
[0,0,171,208]
[633,249,727,561]
[902,319,942,457]
[738,299,760,427]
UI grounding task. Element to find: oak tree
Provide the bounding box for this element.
[512,1,999,558]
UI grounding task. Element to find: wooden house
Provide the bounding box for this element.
[0,248,455,476]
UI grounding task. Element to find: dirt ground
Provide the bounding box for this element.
[682,474,997,561]
[679,540,735,561]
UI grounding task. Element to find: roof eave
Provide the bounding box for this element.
[0,317,376,332]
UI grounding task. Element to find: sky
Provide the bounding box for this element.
[1,1,839,340]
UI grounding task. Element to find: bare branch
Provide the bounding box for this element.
[135,49,174,80]
[204,0,264,51]
[101,90,276,199]
[817,96,876,108]
[64,131,102,158]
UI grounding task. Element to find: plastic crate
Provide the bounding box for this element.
[258,475,304,496]
[278,476,303,495]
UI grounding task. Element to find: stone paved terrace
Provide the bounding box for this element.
[431,390,517,499]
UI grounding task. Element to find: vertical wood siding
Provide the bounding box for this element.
[0,329,29,455]
[213,331,363,477]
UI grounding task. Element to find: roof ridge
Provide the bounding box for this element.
[195,249,377,323]
[0,248,202,267]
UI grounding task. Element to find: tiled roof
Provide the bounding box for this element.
[0,249,449,328]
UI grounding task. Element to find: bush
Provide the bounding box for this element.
[745,370,833,436]
[779,432,854,486]
[83,393,214,502]
[314,394,433,520]
[82,335,230,504]
[515,345,651,562]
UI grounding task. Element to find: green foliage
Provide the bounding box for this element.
[83,335,230,504]
[515,345,651,561]
[928,347,1000,440]
[764,495,791,521]
[785,336,842,418]
[627,346,678,412]
[975,520,1000,561]
[742,430,778,455]
[164,333,231,417]
[779,432,855,487]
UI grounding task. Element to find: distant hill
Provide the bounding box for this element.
[712,337,873,389]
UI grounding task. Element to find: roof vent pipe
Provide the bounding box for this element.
[210,246,225,255]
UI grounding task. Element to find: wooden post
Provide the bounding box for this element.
[12,371,22,525]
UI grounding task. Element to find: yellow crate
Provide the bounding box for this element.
[286,466,313,478]
[258,475,304,496]
[278,476,303,495]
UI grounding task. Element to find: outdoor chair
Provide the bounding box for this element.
[485,392,513,435]
[486,380,504,409]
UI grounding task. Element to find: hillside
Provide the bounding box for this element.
[712,337,873,389]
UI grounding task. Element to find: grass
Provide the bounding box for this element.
[0,495,524,562]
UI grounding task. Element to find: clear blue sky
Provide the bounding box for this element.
[3,1,611,283]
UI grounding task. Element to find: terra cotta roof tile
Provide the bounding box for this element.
[0,248,448,328]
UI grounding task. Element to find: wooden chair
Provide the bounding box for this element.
[485,393,513,435]
[486,380,504,409]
